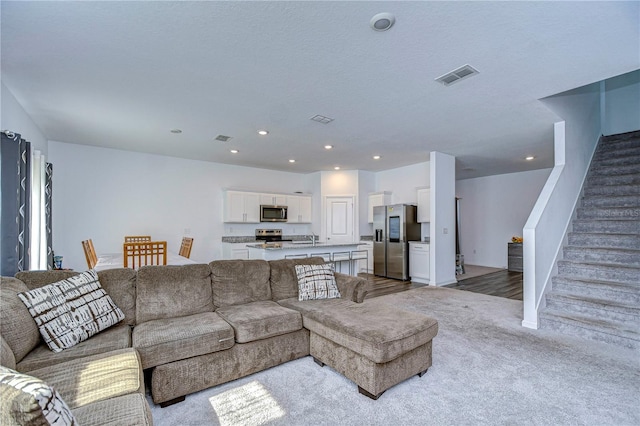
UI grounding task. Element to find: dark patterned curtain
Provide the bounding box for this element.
[45,163,53,269]
[1,131,31,276]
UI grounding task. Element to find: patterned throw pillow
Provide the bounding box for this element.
[295,264,341,301]
[18,269,125,353]
[0,366,77,425]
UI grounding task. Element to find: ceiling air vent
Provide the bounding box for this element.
[215,135,232,142]
[435,64,479,86]
[310,114,334,124]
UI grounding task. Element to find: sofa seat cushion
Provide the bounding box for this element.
[216,301,303,343]
[72,393,152,426]
[25,348,143,410]
[17,323,131,373]
[132,312,234,369]
[279,298,438,364]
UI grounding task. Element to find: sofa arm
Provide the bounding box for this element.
[334,273,368,303]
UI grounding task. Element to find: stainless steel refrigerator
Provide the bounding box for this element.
[373,204,420,280]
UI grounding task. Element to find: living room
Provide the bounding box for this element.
[1,1,639,424]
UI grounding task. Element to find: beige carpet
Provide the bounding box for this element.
[456,264,505,281]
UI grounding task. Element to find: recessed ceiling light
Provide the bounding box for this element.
[324,145,333,150]
[230,149,239,154]
[289,159,295,163]
[370,13,395,31]
[373,155,381,160]
[525,156,535,161]
[258,130,269,136]
[334,166,340,170]
[170,128,182,134]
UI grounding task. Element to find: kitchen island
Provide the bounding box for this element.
[247,241,361,275]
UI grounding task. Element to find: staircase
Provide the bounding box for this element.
[539,130,640,350]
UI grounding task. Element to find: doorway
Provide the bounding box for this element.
[324,196,355,244]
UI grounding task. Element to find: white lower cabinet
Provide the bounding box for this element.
[356,241,373,274]
[409,242,430,284]
[222,243,251,260]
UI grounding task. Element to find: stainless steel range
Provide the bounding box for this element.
[255,229,290,244]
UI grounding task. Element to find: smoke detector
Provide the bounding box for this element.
[435,64,479,86]
[370,13,395,31]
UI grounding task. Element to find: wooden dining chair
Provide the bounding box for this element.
[179,237,193,258]
[124,235,152,243]
[123,241,167,269]
[81,239,98,269]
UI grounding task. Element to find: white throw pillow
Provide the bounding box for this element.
[0,366,77,425]
[295,264,341,301]
[18,269,124,353]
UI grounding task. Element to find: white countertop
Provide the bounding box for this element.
[247,241,360,250]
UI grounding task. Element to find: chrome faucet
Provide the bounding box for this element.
[311,232,317,246]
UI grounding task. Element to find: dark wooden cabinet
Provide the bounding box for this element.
[508,243,523,272]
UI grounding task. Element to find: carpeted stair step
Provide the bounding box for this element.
[576,206,640,220]
[563,246,640,267]
[586,173,640,187]
[567,232,640,249]
[581,194,640,208]
[593,145,640,160]
[572,219,640,234]
[557,260,640,284]
[583,184,640,196]
[591,154,640,168]
[539,309,640,350]
[545,293,640,325]
[587,163,639,177]
[552,275,640,304]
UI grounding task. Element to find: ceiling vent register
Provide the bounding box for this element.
[310,115,334,124]
[215,135,232,142]
[435,64,479,86]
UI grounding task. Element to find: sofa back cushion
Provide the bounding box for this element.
[209,260,271,308]
[136,264,213,323]
[269,257,325,301]
[0,278,40,363]
[1,336,16,370]
[16,268,138,326]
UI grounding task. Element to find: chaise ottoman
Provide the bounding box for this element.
[279,298,439,399]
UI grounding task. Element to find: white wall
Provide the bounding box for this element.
[430,152,456,286]
[1,83,48,152]
[358,170,375,237]
[457,168,551,268]
[603,69,640,136]
[523,81,602,328]
[376,161,430,204]
[48,141,315,270]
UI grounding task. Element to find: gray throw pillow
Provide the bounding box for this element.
[295,264,341,301]
[18,269,124,353]
[0,366,77,425]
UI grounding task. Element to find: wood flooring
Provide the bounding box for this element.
[361,270,523,301]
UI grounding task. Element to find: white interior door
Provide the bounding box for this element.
[325,196,354,243]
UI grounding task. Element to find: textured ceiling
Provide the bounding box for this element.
[1,1,638,178]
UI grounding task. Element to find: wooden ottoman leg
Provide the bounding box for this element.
[358,386,385,400]
[418,368,429,378]
[313,357,325,367]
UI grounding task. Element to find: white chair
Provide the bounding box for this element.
[331,251,351,274]
[350,249,369,277]
[285,253,308,259]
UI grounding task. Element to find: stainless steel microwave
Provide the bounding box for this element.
[260,205,288,222]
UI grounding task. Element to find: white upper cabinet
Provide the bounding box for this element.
[417,188,431,223]
[367,191,392,223]
[260,194,287,206]
[287,195,312,223]
[224,191,260,223]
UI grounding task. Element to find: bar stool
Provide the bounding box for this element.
[331,251,351,274]
[285,254,308,259]
[350,250,368,277]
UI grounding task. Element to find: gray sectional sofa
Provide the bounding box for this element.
[1,257,438,424]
